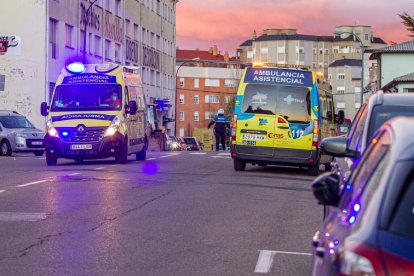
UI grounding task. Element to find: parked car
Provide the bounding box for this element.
[181,137,203,151]
[311,117,414,275]
[322,90,414,184]
[0,110,45,156]
[335,118,351,136]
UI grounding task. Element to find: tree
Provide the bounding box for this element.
[399,12,414,37]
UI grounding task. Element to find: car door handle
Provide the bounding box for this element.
[277,126,290,129]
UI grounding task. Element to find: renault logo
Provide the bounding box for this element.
[76,125,86,135]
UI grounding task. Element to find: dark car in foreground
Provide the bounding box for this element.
[322,90,414,184]
[311,117,414,275]
[0,110,45,156]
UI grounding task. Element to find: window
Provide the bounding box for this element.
[105,39,111,60]
[205,95,219,103]
[179,111,184,121]
[325,49,329,54]
[205,112,215,120]
[179,94,184,104]
[261,47,268,54]
[179,128,184,137]
[194,112,199,121]
[49,18,58,59]
[115,43,120,62]
[205,79,220,87]
[277,47,286,54]
[337,74,345,80]
[224,79,236,87]
[125,19,130,38]
[194,78,199,88]
[80,30,85,53]
[347,104,368,153]
[194,95,199,104]
[115,0,121,16]
[337,87,345,94]
[179,78,184,87]
[65,24,73,48]
[94,35,101,56]
[225,96,231,103]
[88,33,93,54]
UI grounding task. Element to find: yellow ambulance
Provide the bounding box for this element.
[230,63,338,175]
[41,62,148,165]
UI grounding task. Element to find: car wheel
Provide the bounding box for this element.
[34,150,44,156]
[0,140,12,156]
[46,151,57,166]
[234,159,246,171]
[115,139,128,164]
[308,163,320,176]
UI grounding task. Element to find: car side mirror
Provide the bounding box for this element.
[311,172,340,207]
[321,136,359,158]
[127,100,138,115]
[40,102,49,116]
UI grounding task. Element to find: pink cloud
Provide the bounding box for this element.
[176,0,413,55]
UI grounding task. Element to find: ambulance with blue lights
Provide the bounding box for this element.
[41,62,148,166]
[230,63,338,176]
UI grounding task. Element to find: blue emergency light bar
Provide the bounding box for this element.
[66,62,86,74]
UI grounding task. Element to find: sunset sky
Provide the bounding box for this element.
[176,0,414,56]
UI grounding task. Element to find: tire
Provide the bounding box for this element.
[234,159,246,171]
[136,147,146,161]
[0,140,12,156]
[34,150,44,156]
[308,163,320,176]
[115,139,128,164]
[46,151,57,166]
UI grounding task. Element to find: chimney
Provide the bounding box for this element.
[224,51,229,62]
[253,30,257,40]
[213,45,218,56]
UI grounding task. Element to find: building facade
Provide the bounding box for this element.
[0,0,177,130]
[176,48,243,137]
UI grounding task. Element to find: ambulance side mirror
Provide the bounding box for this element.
[40,102,49,116]
[127,100,137,115]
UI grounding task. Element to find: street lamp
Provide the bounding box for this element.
[334,30,366,107]
[174,57,200,136]
[83,0,98,64]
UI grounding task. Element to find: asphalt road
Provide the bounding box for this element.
[0,151,323,275]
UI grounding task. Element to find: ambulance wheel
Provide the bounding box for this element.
[116,140,128,164]
[308,163,320,176]
[46,152,57,166]
[234,159,246,171]
[136,147,146,161]
[0,140,12,156]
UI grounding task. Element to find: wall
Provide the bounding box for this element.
[381,54,414,88]
[0,0,47,129]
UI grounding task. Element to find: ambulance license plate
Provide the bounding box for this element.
[71,144,92,150]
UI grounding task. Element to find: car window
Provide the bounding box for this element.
[339,130,390,210]
[367,105,414,140]
[388,176,414,239]
[0,115,35,129]
[347,104,368,153]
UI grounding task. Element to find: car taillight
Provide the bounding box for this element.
[338,241,385,276]
[312,119,319,148]
[231,115,237,142]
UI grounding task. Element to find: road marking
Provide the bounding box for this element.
[211,156,231,158]
[0,190,5,193]
[254,250,312,273]
[95,167,106,170]
[67,173,80,176]
[190,152,207,155]
[0,212,48,222]
[147,158,156,160]
[17,180,48,188]
[217,152,230,156]
[160,155,174,158]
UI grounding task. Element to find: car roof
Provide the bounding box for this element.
[368,92,414,107]
[380,116,414,162]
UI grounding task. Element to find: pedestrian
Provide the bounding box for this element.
[208,108,230,151]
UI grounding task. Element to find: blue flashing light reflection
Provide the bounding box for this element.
[141,162,158,175]
[334,240,339,246]
[66,62,85,73]
[349,216,356,224]
[353,203,361,213]
[62,131,69,137]
[346,184,352,190]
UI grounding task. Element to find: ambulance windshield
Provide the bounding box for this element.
[51,84,122,111]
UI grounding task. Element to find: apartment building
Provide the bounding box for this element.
[175,47,243,137]
[0,0,177,130]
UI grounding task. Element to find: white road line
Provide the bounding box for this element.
[217,152,230,156]
[147,158,156,160]
[0,190,5,193]
[190,152,207,155]
[95,167,106,170]
[17,180,48,188]
[67,173,81,176]
[254,250,311,273]
[159,155,174,158]
[0,212,48,222]
[211,156,231,158]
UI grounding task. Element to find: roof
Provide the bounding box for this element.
[382,72,414,90]
[329,59,362,67]
[176,49,238,61]
[370,40,414,59]
[239,34,387,46]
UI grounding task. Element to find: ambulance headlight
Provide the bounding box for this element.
[46,119,59,138]
[104,116,121,137]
